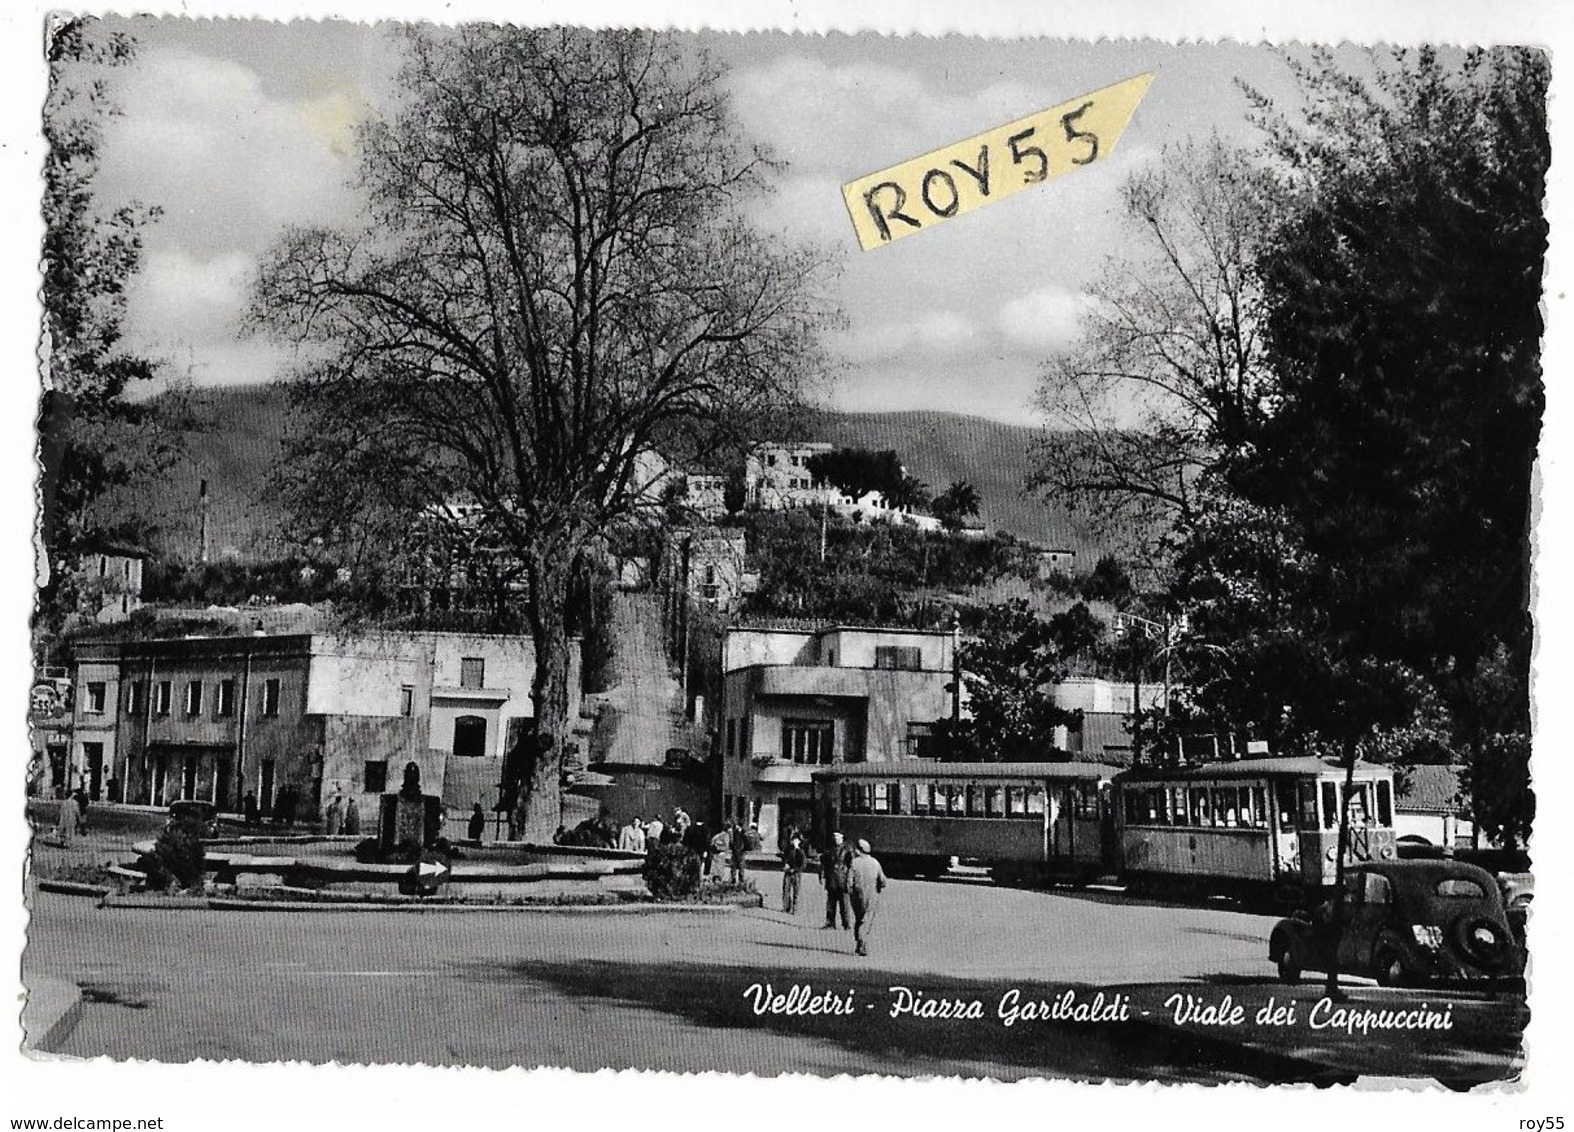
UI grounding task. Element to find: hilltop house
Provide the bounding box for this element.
[745,441,835,510]
[73,542,147,624]
[719,623,957,847]
[68,630,582,825]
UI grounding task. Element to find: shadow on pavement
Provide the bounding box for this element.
[476,956,1346,1084]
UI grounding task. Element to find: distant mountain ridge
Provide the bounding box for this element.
[131,385,1107,563]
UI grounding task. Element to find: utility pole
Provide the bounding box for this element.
[198,478,211,564]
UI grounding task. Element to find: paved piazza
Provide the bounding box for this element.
[23,874,1525,1085]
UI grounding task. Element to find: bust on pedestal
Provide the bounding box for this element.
[377,760,441,859]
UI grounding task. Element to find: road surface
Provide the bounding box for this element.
[23,873,1525,1085]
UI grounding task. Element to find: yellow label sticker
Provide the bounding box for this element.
[841,72,1156,251]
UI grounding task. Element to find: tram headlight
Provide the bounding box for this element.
[1411,924,1445,950]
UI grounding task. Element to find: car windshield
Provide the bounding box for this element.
[1435,877,1487,899]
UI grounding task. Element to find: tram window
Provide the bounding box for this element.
[1026,789,1045,816]
[873,784,889,813]
[1343,783,1371,826]
[888,782,902,814]
[1075,782,1099,820]
[1189,787,1209,827]
[1377,780,1393,826]
[948,785,966,815]
[1008,786,1027,817]
[1276,781,1297,830]
[1170,786,1186,826]
[1299,783,1319,830]
[965,785,982,817]
[915,783,933,814]
[1321,782,1339,830]
[986,786,1004,817]
[840,784,852,810]
[1213,787,1235,827]
[1123,791,1138,824]
[1249,786,1268,828]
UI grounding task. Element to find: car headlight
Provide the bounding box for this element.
[1380,846,1395,859]
[1411,924,1444,949]
[1326,847,1337,861]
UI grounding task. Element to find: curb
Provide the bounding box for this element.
[21,975,83,1053]
[98,893,749,914]
[35,879,111,899]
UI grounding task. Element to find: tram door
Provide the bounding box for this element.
[1273,780,1302,879]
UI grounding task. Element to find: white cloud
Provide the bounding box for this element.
[126,250,254,346]
[995,285,1099,353]
[99,46,362,256]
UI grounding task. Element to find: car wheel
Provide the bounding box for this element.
[1276,951,1301,985]
[1454,915,1511,970]
[1374,948,1407,989]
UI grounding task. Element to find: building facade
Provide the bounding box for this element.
[745,441,835,510]
[719,624,957,848]
[1046,676,1169,766]
[73,543,147,623]
[68,630,581,822]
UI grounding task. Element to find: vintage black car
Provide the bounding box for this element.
[1269,860,1525,988]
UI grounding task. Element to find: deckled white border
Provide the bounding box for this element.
[6,0,1571,1127]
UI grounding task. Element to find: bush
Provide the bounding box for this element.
[137,815,207,891]
[641,843,702,901]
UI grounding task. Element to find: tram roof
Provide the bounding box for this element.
[811,759,1123,782]
[1118,755,1392,782]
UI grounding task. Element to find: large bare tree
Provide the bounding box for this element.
[1031,140,1274,555]
[252,25,832,840]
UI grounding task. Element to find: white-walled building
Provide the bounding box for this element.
[745,441,835,510]
[68,630,582,822]
[719,623,957,847]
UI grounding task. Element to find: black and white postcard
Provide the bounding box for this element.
[12,1,1572,1126]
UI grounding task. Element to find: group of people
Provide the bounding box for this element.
[602,809,764,882]
[769,826,886,957]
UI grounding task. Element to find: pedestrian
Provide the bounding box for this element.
[343,796,361,836]
[672,807,691,842]
[467,801,487,842]
[847,838,887,957]
[325,792,345,835]
[618,816,646,853]
[106,775,122,804]
[243,789,259,827]
[729,821,750,884]
[819,831,852,930]
[645,815,665,846]
[55,791,81,845]
[72,787,91,835]
[782,831,807,914]
[709,825,731,877]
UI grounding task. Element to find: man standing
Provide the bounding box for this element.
[847,838,887,957]
[325,791,345,835]
[645,815,665,847]
[819,831,852,930]
[618,816,646,853]
[729,821,749,884]
[781,831,807,914]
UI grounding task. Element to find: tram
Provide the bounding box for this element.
[1114,756,1399,901]
[811,754,1399,903]
[811,760,1122,884]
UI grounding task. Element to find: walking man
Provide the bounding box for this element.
[820,831,852,930]
[781,831,807,914]
[847,838,887,957]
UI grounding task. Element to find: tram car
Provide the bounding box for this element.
[1114,756,1399,902]
[811,760,1122,884]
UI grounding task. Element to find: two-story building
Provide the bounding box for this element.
[68,630,581,823]
[745,441,835,510]
[719,624,957,847]
[72,542,148,623]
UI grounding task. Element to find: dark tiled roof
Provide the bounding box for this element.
[1397,764,1464,814]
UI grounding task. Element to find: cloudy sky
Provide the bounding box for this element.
[81,22,1328,422]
